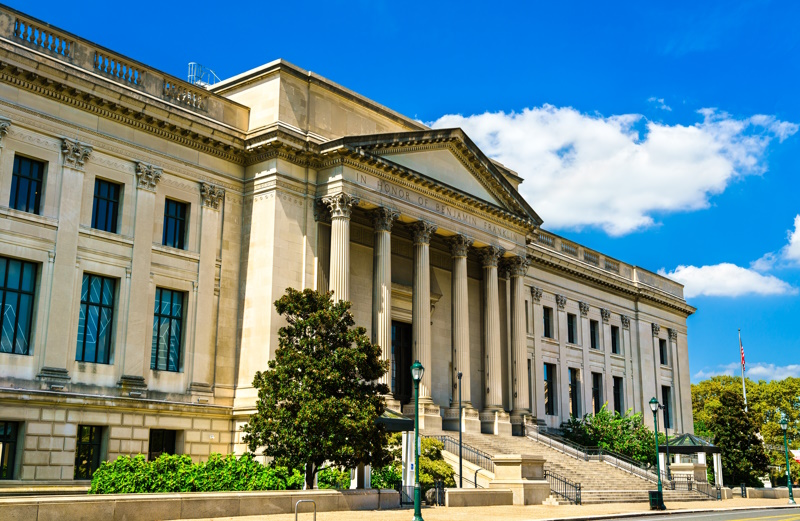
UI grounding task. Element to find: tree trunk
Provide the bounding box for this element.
[305,463,315,490]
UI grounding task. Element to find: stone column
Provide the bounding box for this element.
[372,207,398,407]
[621,315,637,414]
[314,200,331,293]
[188,183,225,398]
[322,193,359,302]
[509,255,531,433]
[668,328,683,432]
[404,220,441,430]
[479,246,511,435]
[118,162,162,393]
[38,139,92,384]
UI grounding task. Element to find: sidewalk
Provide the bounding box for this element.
[185,498,798,521]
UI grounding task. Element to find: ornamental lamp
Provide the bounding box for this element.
[781,416,788,431]
[649,397,660,413]
[411,360,424,383]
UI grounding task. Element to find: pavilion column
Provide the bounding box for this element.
[403,220,441,430]
[508,254,531,434]
[479,246,511,435]
[372,207,398,408]
[322,193,359,302]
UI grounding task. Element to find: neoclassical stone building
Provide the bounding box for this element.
[0,5,695,482]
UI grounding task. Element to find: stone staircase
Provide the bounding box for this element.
[425,428,716,504]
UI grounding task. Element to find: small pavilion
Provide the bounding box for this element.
[658,433,723,485]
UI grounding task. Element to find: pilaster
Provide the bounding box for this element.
[508,254,531,433]
[530,286,546,425]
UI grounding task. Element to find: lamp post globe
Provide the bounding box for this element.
[649,397,659,413]
[649,397,665,510]
[411,360,425,521]
[780,415,795,505]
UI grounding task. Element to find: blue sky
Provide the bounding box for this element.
[13,0,800,382]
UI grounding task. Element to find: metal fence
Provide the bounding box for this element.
[396,484,414,506]
[544,469,582,505]
[426,435,495,473]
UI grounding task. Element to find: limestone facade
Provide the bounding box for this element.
[0,5,695,482]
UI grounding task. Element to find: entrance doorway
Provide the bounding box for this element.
[391,321,413,406]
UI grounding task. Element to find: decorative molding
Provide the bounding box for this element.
[410,220,438,245]
[620,315,631,329]
[61,138,92,170]
[668,328,678,341]
[0,115,10,144]
[313,198,330,223]
[579,301,590,316]
[372,207,399,232]
[448,234,473,258]
[322,193,359,219]
[530,286,543,302]
[36,366,70,382]
[479,246,504,268]
[600,308,611,323]
[652,323,661,336]
[506,255,530,277]
[135,161,162,191]
[200,182,225,210]
[555,294,567,309]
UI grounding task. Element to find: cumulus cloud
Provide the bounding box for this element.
[658,263,796,298]
[752,214,800,271]
[648,97,672,111]
[431,107,797,236]
[693,362,800,382]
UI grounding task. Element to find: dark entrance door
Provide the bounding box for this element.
[391,321,413,406]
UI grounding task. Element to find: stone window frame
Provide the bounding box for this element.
[0,256,38,356]
[90,177,122,234]
[9,154,46,215]
[74,424,104,480]
[0,420,20,479]
[590,319,600,350]
[161,198,188,250]
[543,362,557,416]
[75,272,117,365]
[566,312,578,345]
[542,306,554,339]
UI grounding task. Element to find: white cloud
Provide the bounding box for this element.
[751,214,800,271]
[693,362,800,382]
[431,107,797,236]
[648,97,672,111]
[658,263,796,298]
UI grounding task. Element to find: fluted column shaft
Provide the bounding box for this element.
[510,255,531,414]
[450,235,473,408]
[323,194,359,302]
[481,247,504,410]
[411,221,437,403]
[372,208,398,389]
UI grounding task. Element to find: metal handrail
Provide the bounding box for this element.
[294,499,316,521]
[544,469,582,505]
[426,435,495,473]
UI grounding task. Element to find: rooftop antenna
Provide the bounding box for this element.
[188,62,220,88]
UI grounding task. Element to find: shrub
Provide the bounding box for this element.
[317,467,351,489]
[89,453,303,494]
[370,462,402,489]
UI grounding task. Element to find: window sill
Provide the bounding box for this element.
[79,225,134,245]
[610,353,625,361]
[0,206,58,229]
[541,336,558,345]
[152,243,200,261]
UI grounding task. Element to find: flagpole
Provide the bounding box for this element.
[739,328,747,412]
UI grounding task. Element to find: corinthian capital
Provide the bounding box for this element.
[600,308,610,323]
[555,294,567,309]
[652,323,661,336]
[135,161,162,191]
[410,220,437,244]
[449,235,473,258]
[61,138,93,170]
[372,207,399,232]
[531,286,543,301]
[200,182,225,210]
[479,246,504,268]
[0,116,10,144]
[506,255,530,278]
[579,301,590,316]
[620,315,631,329]
[668,328,678,341]
[322,193,359,219]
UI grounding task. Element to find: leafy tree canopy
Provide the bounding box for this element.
[242,288,391,488]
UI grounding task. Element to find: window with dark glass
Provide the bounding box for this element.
[74,425,103,479]
[0,421,18,479]
[611,325,620,354]
[591,372,603,414]
[525,300,529,333]
[659,338,668,365]
[567,313,577,344]
[590,320,599,350]
[543,306,553,339]
[10,155,44,215]
[148,429,177,460]
[0,257,37,356]
[568,368,580,418]
[162,199,187,250]
[661,386,672,429]
[613,376,624,414]
[544,363,557,415]
[91,179,120,233]
[151,288,184,372]
[76,274,115,364]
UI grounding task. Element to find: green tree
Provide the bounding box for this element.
[242,288,392,489]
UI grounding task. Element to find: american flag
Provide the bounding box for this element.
[739,330,745,372]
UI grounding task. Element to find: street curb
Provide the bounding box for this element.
[535,503,800,521]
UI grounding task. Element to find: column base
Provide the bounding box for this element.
[403,402,442,431]
[382,395,403,413]
[479,409,513,436]
[509,411,533,436]
[442,406,481,433]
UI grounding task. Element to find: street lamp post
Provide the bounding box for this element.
[649,397,666,510]
[411,360,425,521]
[780,415,795,505]
[458,371,463,489]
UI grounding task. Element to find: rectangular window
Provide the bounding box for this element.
[74,425,103,479]
[148,429,177,460]
[151,288,184,372]
[661,386,672,429]
[544,363,557,415]
[590,320,599,350]
[525,300,529,333]
[0,421,18,479]
[567,313,577,344]
[611,325,620,354]
[10,155,44,215]
[543,306,553,339]
[0,257,37,356]
[568,368,580,418]
[613,376,624,415]
[76,274,116,364]
[162,199,187,250]
[591,372,603,414]
[91,179,121,233]
[659,338,668,365]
